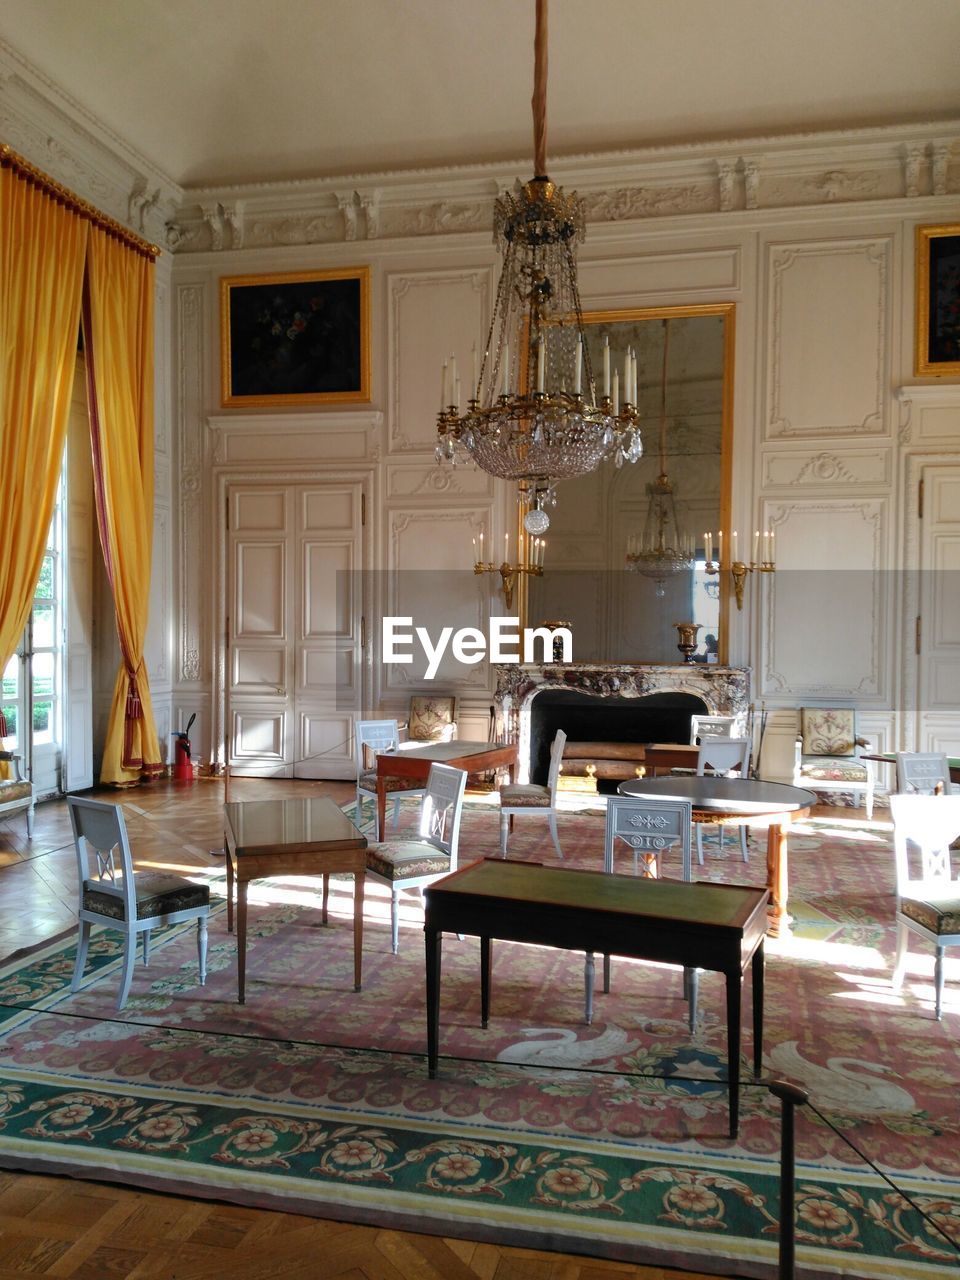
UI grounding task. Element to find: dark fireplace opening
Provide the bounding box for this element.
[529,690,709,790]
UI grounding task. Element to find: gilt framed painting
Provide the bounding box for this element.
[915,224,960,377]
[220,266,371,406]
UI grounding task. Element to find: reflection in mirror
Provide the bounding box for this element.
[526,304,733,664]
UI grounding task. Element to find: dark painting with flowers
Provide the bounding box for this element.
[221,268,370,406]
[916,226,960,377]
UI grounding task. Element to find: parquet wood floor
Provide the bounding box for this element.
[0,777,745,1280]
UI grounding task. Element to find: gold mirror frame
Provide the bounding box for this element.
[517,301,735,663]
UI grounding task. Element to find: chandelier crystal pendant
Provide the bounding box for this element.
[435,0,642,533]
[626,319,695,596]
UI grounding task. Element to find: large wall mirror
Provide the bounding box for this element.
[524,302,734,664]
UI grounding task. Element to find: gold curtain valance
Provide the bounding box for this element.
[0,143,160,261]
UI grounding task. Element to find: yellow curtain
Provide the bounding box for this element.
[83,227,161,784]
[0,160,88,767]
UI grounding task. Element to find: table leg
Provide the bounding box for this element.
[480,936,491,1029]
[376,776,387,842]
[766,820,791,937]
[426,927,441,1078]
[322,873,330,925]
[752,942,765,1076]
[353,871,364,992]
[726,968,741,1138]
[237,880,248,1005]
[584,952,595,1025]
[225,843,234,933]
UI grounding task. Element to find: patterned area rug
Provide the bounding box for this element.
[0,804,958,1278]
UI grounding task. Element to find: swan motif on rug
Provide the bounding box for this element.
[766,1040,917,1115]
[496,1026,639,1068]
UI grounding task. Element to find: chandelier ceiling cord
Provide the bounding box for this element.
[626,318,695,594]
[436,0,642,533]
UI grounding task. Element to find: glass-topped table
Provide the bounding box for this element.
[223,796,367,1003]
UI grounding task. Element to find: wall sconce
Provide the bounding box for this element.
[473,530,545,612]
[704,527,776,610]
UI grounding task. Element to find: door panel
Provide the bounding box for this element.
[917,466,960,756]
[228,481,362,778]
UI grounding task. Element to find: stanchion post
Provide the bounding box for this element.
[767,1078,809,1280]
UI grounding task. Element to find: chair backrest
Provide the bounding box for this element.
[418,763,468,867]
[546,729,567,800]
[896,752,952,795]
[355,719,401,775]
[408,695,458,743]
[799,707,858,758]
[696,735,750,777]
[68,795,136,917]
[890,793,960,897]
[605,796,692,881]
[689,714,737,745]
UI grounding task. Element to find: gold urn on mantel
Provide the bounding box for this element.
[674,621,702,664]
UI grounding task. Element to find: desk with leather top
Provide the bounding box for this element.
[375,740,517,840]
[423,857,768,1137]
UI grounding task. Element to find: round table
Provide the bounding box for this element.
[617,776,818,935]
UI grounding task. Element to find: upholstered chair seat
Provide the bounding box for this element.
[498,782,552,807]
[82,873,209,922]
[0,751,35,837]
[364,840,452,882]
[798,760,869,784]
[899,895,960,936]
[358,769,417,793]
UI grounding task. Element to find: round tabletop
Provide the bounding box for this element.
[617,776,818,817]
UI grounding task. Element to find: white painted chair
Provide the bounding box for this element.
[364,763,467,954]
[68,795,209,1011]
[355,719,425,831]
[895,752,954,795]
[0,751,34,837]
[586,796,697,1028]
[692,736,751,864]
[498,729,565,859]
[793,707,875,818]
[689,714,738,744]
[890,793,960,1021]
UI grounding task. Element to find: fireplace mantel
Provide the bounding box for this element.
[494,662,751,782]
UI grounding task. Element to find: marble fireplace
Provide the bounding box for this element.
[494,663,752,785]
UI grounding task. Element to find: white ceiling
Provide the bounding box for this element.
[3,0,960,190]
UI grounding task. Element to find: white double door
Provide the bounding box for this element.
[226,480,364,779]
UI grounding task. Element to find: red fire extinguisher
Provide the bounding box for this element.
[172,713,197,781]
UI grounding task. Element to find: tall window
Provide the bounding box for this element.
[0,474,65,789]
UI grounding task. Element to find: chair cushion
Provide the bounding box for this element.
[358,770,421,793]
[798,760,868,784]
[901,896,960,936]
[800,709,856,756]
[365,841,450,881]
[83,873,210,922]
[0,782,32,803]
[499,783,552,808]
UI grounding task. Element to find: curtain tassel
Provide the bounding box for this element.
[0,710,7,738]
[125,675,143,721]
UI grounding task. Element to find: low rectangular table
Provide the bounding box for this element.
[223,796,367,1003]
[375,740,518,839]
[424,858,769,1136]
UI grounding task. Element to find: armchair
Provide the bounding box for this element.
[793,707,875,818]
[0,751,34,837]
[401,695,458,745]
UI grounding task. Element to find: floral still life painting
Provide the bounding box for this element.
[221,267,370,406]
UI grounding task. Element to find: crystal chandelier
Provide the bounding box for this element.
[435,0,642,533]
[626,319,695,595]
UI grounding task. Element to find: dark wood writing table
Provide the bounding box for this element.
[424,858,769,1136]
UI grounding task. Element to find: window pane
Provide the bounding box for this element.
[35,555,54,600]
[32,700,52,744]
[33,604,55,649]
[31,652,54,697]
